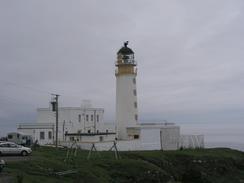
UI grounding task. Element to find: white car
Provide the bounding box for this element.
[0,142,32,156]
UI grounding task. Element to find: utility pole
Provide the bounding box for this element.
[94,110,96,133]
[51,94,59,148]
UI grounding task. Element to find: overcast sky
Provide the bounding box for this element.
[0,0,244,135]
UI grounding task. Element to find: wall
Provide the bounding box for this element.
[116,74,138,140]
[65,134,116,143]
[18,128,54,145]
[180,135,204,149]
[36,107,106,141]
[61,139,161,151]
[61,125,181,151]
[140,128,161,150]
[160,126,180,150]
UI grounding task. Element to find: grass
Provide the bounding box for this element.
[2,146,244,183]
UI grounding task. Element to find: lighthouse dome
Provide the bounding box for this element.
[117,41,134,55]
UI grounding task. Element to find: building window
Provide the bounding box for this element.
[134,102,137,108]
[106,129,108,133]
[78,114,81,122]
[48,131,52,139]
[133,89,137,96]
[86,114,89,122]
[133,78,136,84]
[97,130,99,133]
[99,136,103,142]
[97,115,99,122]
[135,114,138,121]
[8,135,13,139]
[91,114,93,121]
[88,130,91,133]
[40,132,45,140]
[70,137,74,141]
[134,135,139,139]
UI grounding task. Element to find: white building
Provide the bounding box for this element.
[17,42,204,150]
[18,102,115,145]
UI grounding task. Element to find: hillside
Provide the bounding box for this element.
[2,147,244,183]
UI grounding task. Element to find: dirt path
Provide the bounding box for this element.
[0,156,31,162]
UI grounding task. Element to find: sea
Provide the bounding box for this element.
[179,121,244,152]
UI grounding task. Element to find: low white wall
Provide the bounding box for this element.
[160,127,180,150]
[61,139,161,151]
[140,128,161,150]
[66,134,116,143]
[60,126,182,151]
[180,135,204,149]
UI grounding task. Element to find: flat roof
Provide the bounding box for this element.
[37,107,104,111]
[65,132,116,136]
[127,124,180,129]
[17,123,54,129]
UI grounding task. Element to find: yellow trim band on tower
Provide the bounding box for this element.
[115,65,137,76]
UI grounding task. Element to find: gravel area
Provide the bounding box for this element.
[0,155,31,162]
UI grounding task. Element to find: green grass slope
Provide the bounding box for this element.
[3,147,244,183]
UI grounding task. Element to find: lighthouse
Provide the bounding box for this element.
[115,42,138,140]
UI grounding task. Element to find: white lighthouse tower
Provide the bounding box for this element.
[115,42,138,140]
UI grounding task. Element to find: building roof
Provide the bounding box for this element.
[37,107,104,111]
[117,41,134,55]
[127,123,179,130]
[17,123,54,129]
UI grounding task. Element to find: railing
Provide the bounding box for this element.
[115,60,137,66]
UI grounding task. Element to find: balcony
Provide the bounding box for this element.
[115,60,137,66]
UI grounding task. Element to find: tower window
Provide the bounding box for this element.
[78,114,81,122]
[133,78,136,84]
[135,114,138,121]
[91,115,93,121]
[97,115,99,122]
[86,115,89,122]
[134,102,137,108]
[133,89,137,96]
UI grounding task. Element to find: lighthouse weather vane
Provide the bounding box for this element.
[124,41,129,47]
